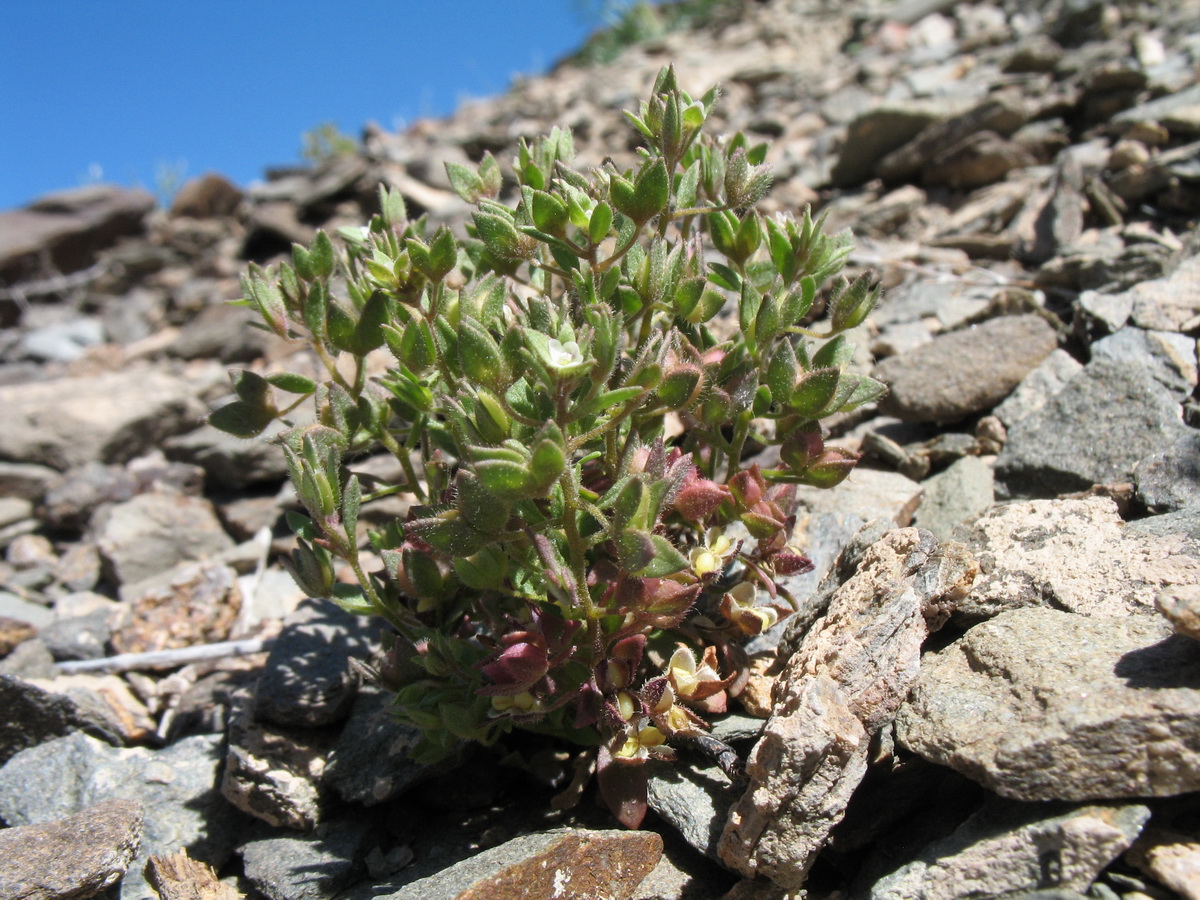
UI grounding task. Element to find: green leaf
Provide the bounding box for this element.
[342,474,361,542]
[588,201,613,245]
[474,211,525,260]
[208,400,274,439]
[791,367,842,418]
[446,161,484,204]
[309,231,335,279]
[474,458,534,500]
[766,339,799,401]
[231,370,272,405]
[266,372,317,394]
[812,334,853,370]
[531,190,569,236]
[330,583,374,616]
[458,317,506,388]
[638,534,689,577]
[429,227,459,280]
[630,158,669,222]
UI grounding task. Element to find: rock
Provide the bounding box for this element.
[166,303,275,364]
[1134,432,1200,513]
[221,692,333,830]
[1129,504,1200,542]
[875,315,1058,424]
[0,185,155,283]
[912,455,995,540]
[0,616,37,658]
[25,672,156,744]
[830,105,941,187]
[1157,584,1200,642]
[0,798,144,900]
[145,850,241,900]
[646,759,736,861]
[1090,327,1199,401]
[718,529,977,888]
[254,597,378,729]
[994,358,1194,498]
[868,798,1150,900]
[0,370,204,472]
[169,172,244,219]
[896,608,1200,801]
[19,316,105,363]
[323,686,430,806]
[0,462,59,503]
[1126,824,1200,900]
[93,491,234,588]
[112,560,241,653]
[954,497,1200,622]
[0,673,122,765]
[164,422,290,491]
[240,813,375,900]
[344,828,663,900]
[0,732,241,900]
[1113,253,1200,333]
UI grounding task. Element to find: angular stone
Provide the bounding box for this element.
[954,497,1200,622]
[830,105,941,187]
[145,850,240,900]
[994,358,1193,498]
[912,456,995,541]
[1090,328,1198,401]
[240,813,374,900]
[0,673,122,766]
[93,491,234,588]
[163,422,290,491]
[1127,824,1200,900]
[868,799,1150,900]
[0,798,144,900]
[719,529,978,888]
[0,185,155,282]
[875,315,1058,424]
[0,370,203,472]
[897,608,1200,801]
[1119,253,1200,333]
[169,172,244,219]
[646,759,735,861]
[0,732,241,900]
[1134,432,1200,514]
[345,829,663,900]
[1157,584,1200,642]
[254,598,378,729]
[323,686,430,806]
[221,692,332,830]
[112,560,242,654]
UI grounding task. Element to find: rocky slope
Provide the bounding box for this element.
[0,0,1199,897]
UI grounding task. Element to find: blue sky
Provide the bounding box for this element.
[0,2,611,210]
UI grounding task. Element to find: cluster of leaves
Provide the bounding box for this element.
[300,121,359,165]
[570,0,732,66]
[214,66,883,828]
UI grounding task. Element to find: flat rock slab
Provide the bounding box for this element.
[869,799,1149,900]
[954,496,1200,623]
[1120,252,1200,333]
[0,798,144,900]
[897,608,1200,801]
[874,314,1057,424]
[0,732,240,900]
[0,673,122,766]
[994,358,1194,498]
[344,828,663,900]
[0,369,203,471]
[719,528,977,889]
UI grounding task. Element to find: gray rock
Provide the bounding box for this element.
[0,732,241,900]
[221,691,333,830]
[340,828,663,900]
[954,497,1200,622]
[0,673,122,765]
[0,591,54,629]
[0,798,144,900]
[19,317,105,363]
[0,370,203,472]
[93,490,234,587]
[1135,432,1200,513]
[241,814,375,900]
[0,185,155,283]
[323,686,430,806]
[875,315,1058,424]
[0,462,59,503]
[647,759,735,861]
[868,799,1150,900]
[1116,252,1200,333]
[718,529,978,888]
[912,456,995,541]
[164,422,290,491]
[1128,504,1200,542]
[1114,82,1200,131]
[869,279,996,334]
[1090,328,1198,401]
[830,105,941,187]
[994,358,1193,498]
[255,598,378,729]
[1075,288,1134,334]
[897,608,1200,801]
[166,303,275,364]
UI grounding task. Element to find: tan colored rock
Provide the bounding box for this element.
[955,496,1200,623]
[112,560,241,654]
[1157,584,1200,641]
[1129,253,1200,332]
[897,608,1200,801]
[1127,826,1200,900]
[718,529,977,888]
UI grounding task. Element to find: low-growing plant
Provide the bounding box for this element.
[213,66,884,827]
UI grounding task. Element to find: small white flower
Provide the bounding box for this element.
[546,338,583,370]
